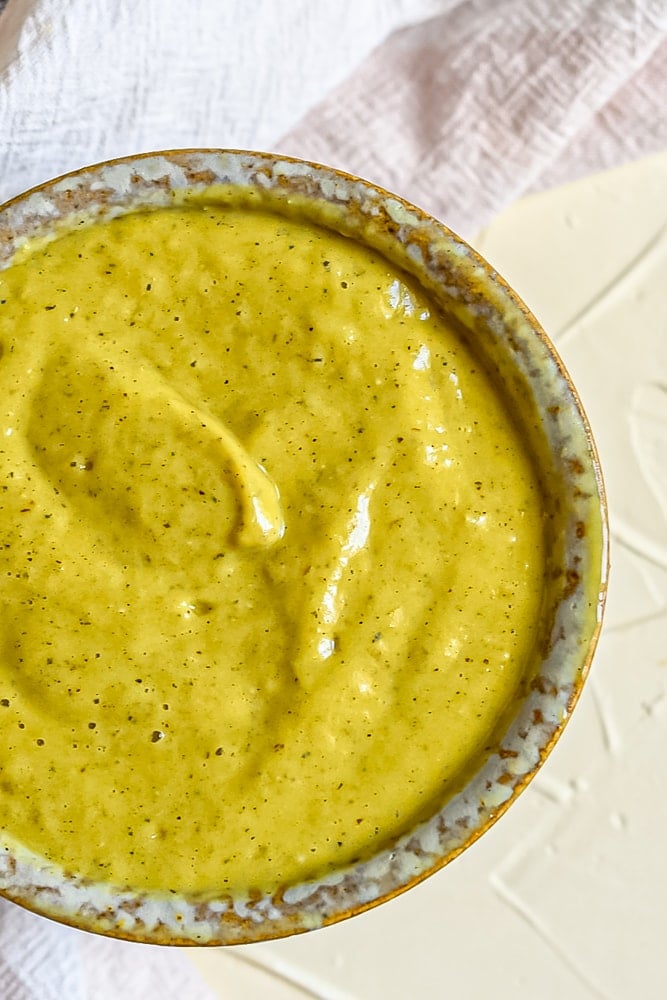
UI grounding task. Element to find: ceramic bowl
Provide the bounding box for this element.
[0,150,608,944]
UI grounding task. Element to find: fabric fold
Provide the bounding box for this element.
[277,0,667,237]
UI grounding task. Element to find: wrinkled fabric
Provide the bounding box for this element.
[278,0,667,237]
[0,900,216,1000]
[0,0,442,205]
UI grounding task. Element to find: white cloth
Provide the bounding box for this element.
[0,900,215,1000]
[0,0,442,205]
[0,1,665,998]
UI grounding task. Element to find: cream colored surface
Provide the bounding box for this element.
[188,152,667,999]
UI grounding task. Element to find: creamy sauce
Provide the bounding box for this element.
[0,204,545,896]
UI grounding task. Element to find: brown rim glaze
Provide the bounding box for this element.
[0,150,609,945]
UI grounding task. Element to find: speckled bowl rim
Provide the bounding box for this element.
[0,149,609,945]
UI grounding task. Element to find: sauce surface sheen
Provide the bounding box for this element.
[0,204,545,896]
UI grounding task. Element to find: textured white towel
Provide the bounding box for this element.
[0,1,666,998]
[0,899,218,1000]
[0,0,442,205]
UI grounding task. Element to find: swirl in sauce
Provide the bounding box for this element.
[0,204,545,896]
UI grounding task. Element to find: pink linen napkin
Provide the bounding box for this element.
[277,0,667,239]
